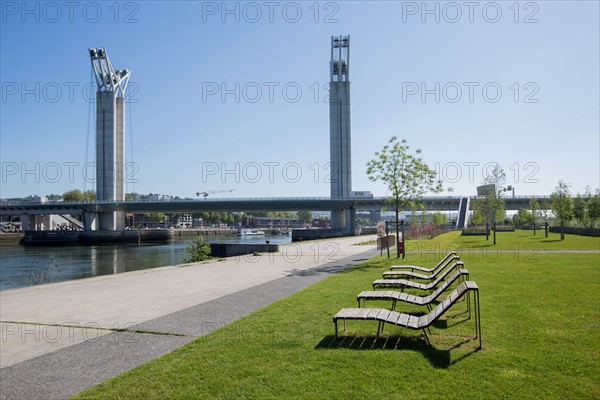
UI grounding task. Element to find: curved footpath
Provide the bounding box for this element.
[0,236,378,400]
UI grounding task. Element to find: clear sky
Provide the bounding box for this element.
[1,1,598,199]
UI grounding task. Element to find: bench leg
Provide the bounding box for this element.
[334,319,338,339]
[476,290,482,349]
[467,291,471,319]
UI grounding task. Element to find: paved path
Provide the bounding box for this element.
[0,236,378,400]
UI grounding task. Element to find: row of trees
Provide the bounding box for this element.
[549,181,600,239]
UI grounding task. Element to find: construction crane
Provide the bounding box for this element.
[196,189,236,198]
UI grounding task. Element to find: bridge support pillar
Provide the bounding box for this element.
[30,215,41,231]
[20,214,30,231]
[97,212,125,231]
[331,208,345,233]
[83,212,97,231]
[332,207,356,236]
[348,207,356,235]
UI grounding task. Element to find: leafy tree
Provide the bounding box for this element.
[587,188,600,228]
[430,212,448,226]
[513,209,534,227]
[366,136,442,258]
[297,211,314,224]
[184,237,212,263]
[530,197,540,235]
[471,164,506,226]
[82,190,96,201]
[471,209,484,225]
[147,213,167,223]
[63,189,84,201]
[572,194,587,227]
[550,180,573,240]
[355,217,371,227]
[408,204,420,226]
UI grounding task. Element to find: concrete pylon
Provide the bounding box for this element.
[329,35,352,233]
[89,48,130,231]
[96,92,125,230]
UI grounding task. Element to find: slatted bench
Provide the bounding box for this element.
[357,268,469,310]
[389,251,458,273]
[383,255,460,280]
[373,262,465,292]
[334,281,481,348]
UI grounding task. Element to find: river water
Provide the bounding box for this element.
[0,234,292,291]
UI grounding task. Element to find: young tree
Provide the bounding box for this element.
[587,188,600,228]
[82,190,97,201]
[297,211,314,224]
[471,209,484,225]
[513,209,533,227]
[472,164,506,226]
[366,136,442,258]
[572,194,587,227]
[530,197,540,235]
[63,189,84,201]
[184,236,212,263]
[550,180,573,240]
[147,213,167,223]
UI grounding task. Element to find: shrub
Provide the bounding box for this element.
[184,237,212,263]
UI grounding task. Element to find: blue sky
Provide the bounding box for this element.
[1,1,598,199]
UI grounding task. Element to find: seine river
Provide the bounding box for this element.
[0,234,292,291]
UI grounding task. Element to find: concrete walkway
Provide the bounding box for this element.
[0,236,378,400]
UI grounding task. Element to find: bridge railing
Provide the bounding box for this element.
[0,194,552,207]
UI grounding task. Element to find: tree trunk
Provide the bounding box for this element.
[560,220,565,240]
[395,208,400,259]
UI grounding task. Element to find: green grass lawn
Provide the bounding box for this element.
[405,229,600,252]
[74,232,600,399]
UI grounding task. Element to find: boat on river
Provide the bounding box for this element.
[236,228,265,236]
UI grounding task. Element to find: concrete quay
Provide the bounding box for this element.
[0,236,377,399]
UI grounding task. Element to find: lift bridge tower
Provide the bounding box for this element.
[89,48,131,231]
[329,35,353,233]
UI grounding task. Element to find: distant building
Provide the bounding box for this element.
[312,219,331,229]
[148,194,173,201]
[248,217,304,229]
